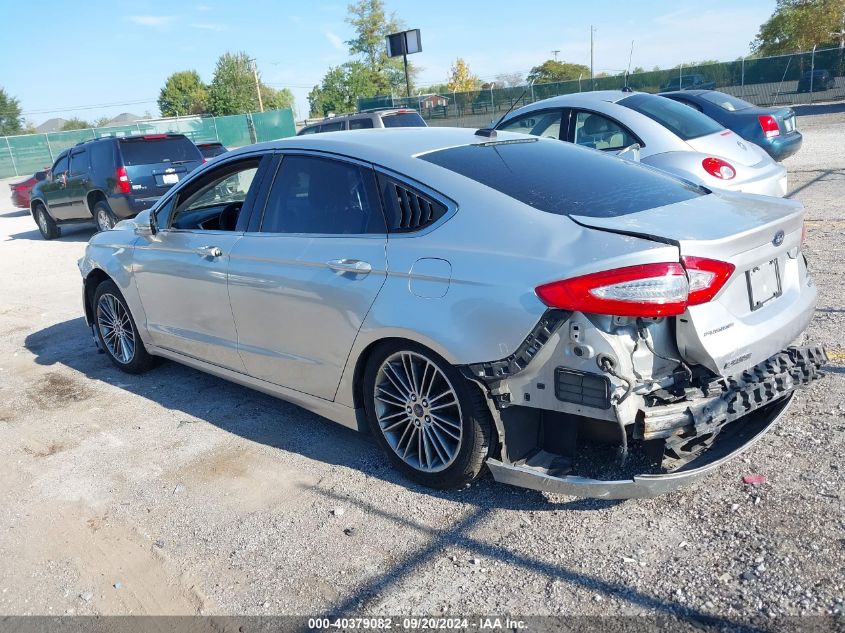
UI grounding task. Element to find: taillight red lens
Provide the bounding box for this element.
[535,263,689,317]
[702,157,736,180]
[758,115,780,139]
[681,256,735,305]
[115,166,131,194]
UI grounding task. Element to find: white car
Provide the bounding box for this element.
[496,90,788,197]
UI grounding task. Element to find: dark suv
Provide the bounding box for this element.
[30,133,203,239]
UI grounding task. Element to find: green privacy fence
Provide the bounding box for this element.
[359,46,845,128]
[0,108,295,179]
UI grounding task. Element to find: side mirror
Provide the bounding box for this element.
[616,143,641,162]
[134,212,157,237]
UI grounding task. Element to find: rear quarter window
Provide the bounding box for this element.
[620,93,723,140]
[380,112,426,128]
[118,136,202,166]
[419,138,703,218]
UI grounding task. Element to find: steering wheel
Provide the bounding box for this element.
[218,201,243,231]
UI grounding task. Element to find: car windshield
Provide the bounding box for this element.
[619,93,724,140]
[419,137,704,218]
[119,136,202,166]
[698,91,754,112]
[381,112,426,127]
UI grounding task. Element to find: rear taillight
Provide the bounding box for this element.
[536,258,735,317]
[535,263,689,317]
[681,256,735,305]
[115,166,131,194]
[758,115,780,139]
[702,157,736,180]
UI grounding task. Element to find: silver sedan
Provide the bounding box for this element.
[496,90,788,197]
[78,127,825,498]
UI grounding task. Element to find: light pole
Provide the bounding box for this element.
[249,58,264,112]
[590,26,596,90]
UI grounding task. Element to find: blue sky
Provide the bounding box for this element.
[1,0,776,125]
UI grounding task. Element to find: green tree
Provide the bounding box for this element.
[158,70,208,117]
[308,61,375,117]
[261,85,296,114]
[527,59,591,84]
[61,117,91,131]
[345,0,414,95]
[0,88,23,135]
[753,0,845,55]
[93,116,111,128]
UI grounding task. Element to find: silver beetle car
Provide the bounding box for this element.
[496,91,788,197]
[78,127,826,498]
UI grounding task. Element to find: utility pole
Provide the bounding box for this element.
[551,49,560,61]
[249,58,264,112]
[590,26,596,89]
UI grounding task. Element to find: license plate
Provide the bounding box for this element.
[746,259,782,311]
[162,173,179,184]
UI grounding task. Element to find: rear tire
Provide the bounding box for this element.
[94,201,117,232]
[363,341,494,489]
[34,204,60,240]
[93,280,156,374]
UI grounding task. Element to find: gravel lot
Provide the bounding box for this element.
[0,113,842,626]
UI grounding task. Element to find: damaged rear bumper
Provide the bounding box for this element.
[486,345,827,499]
[488,392,792,499]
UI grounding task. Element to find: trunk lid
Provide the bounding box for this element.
[571,191,815,376]
[686,129,766,166]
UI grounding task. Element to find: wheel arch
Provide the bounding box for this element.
[83,268,112,326]
[29,197,48,220]
[86,189,108,215]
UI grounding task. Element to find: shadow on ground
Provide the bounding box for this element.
[8,225,95,242]
[22,316,772,630]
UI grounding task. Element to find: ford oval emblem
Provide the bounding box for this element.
[773,230,785,246]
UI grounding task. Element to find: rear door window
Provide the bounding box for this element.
[380,112,426,127]
[320,121,345,132]
[118,136,202,166]
[349,117,375,130]
[419,138,703,218]
[90,141,114,173]
[69,149,89,176]
[619,93,723,140]
[261,155,385,235]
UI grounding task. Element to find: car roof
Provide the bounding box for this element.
[518,90,634,107]
[227,127,540,177]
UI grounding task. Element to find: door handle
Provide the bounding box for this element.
[196,245,223,258]
[327,259,372,274]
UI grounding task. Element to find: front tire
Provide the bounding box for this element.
[363,341,493,489]
[34,204,60,240]
[94,201,117,232]
[93,280,156,374]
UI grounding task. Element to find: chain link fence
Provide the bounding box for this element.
[359,46,845,128]
[0,108,296,179]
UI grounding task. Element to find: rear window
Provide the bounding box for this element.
[198,143,227,158]
[419,138,703,218]
[620,93,723,140]
[380,112,426,128]
[698,91,754,112]
[118,136,202,166]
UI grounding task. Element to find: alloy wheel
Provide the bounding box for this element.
[96,293,135,364]
[97,208,113,232]
[373,351,463,473]
[37,209,48,234]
